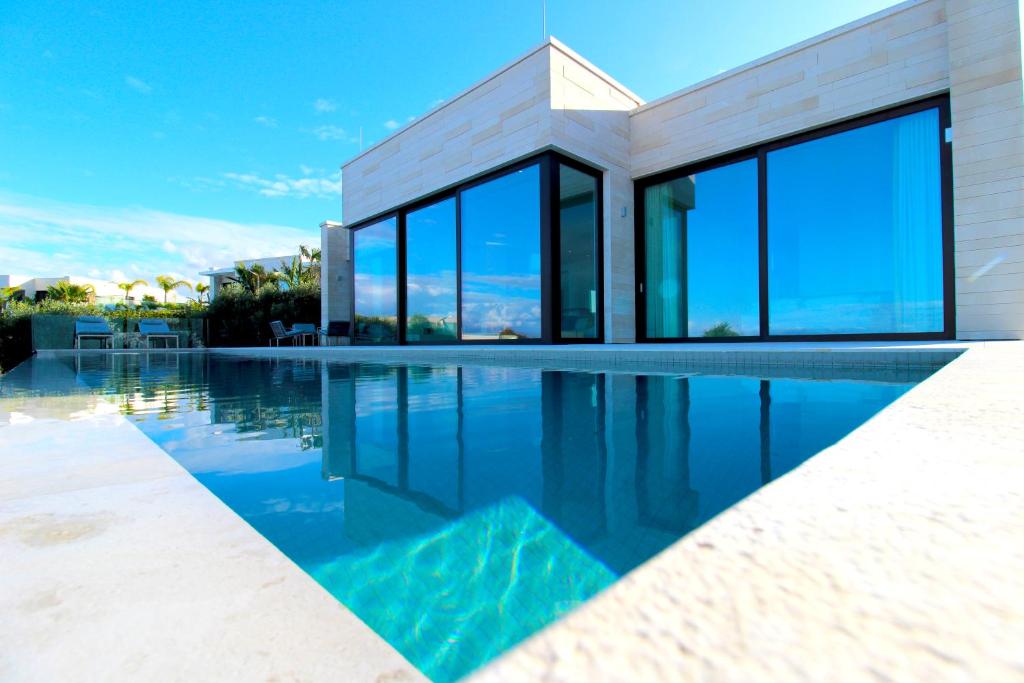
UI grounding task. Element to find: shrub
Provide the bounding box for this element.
[703,321,740,338]
[207,284,320,347]
[0,301,33,373]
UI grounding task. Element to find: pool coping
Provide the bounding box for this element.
[39,338,970,370]
[3,340,1021,680]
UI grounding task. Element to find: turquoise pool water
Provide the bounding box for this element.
[2,353,931,680]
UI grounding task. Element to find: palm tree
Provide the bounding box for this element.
[154,275,192,304]
[299,244,321,285]
[0,286,21,313]
[47,281,94,303]
[117,279,148,304]
[195,282,210,303]
[226,263,279,294]
[278,256,305,289]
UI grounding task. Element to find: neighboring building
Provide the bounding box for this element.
[199,254,299,299]
[0,274,187,305]
[324,0,1024,344]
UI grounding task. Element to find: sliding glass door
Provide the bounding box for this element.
[767,108,943,335]
[460,165,542,341]
[637,97,951,341]
[405,198,458,342]
[353,216,398,344]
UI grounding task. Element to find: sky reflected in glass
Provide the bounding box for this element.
[768,108,943,334]
[460,166,542,340]
[406,198,458,341]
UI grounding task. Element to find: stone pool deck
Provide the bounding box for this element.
[0,386,423,680]
[1,340,1022,681]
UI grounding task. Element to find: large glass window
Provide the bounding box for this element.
[460,165,542,340]
[640,102,947,340]
[644,158,759,338]
[405,198,457,342]
[353,217,398,344]
[559,165,599,339]
[767,108,943,335]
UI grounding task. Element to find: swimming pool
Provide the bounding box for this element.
[2,353,932,680]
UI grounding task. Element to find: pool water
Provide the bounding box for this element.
[2,354,930,680]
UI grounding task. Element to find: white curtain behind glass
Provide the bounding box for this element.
[645,183,685,337]
[891,109,942,332]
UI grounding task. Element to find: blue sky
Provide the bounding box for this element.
[0,0,899,288]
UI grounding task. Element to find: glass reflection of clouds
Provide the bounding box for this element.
[461,166,542,340]
[406,198,458,342]
[353,216,399,343]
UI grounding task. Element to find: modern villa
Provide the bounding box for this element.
[2,1,1023,682]
[323,0,1023,345]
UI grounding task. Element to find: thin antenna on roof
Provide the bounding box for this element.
[542,0,547,40]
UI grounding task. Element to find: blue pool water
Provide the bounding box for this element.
[2,353,931,680]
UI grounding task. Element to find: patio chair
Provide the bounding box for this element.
[269,320,300,346]
[290,323,318,346]
[319,320,351,346]
[138,319,180,349]
[74,316,114,349]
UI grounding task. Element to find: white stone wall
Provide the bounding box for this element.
[320,221,350,330]
[947,0,1024,339]
[630,0,951,177]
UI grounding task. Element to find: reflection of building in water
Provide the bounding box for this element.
[635,375,699,533]
[321,363,355,481]
[541,371,607,544]
[207,357,323,446]
[318,363,789,574]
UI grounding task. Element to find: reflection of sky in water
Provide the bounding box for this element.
[2,353,932,682]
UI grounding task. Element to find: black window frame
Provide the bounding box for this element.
[346,150,605,345]
[634,94,955,343]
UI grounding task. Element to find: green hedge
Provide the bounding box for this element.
[0,305,32,373]
[206,284,320,347]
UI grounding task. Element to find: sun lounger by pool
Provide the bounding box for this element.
[138,319,180,348]
[74,316,114,349]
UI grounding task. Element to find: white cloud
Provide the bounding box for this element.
[313,98,337,113]
[308,124,351,141]
[383,119,400,130]
[125,75,152,94]
[223,170,342,199]
[253,115,277,128]
[0,191,316,281]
